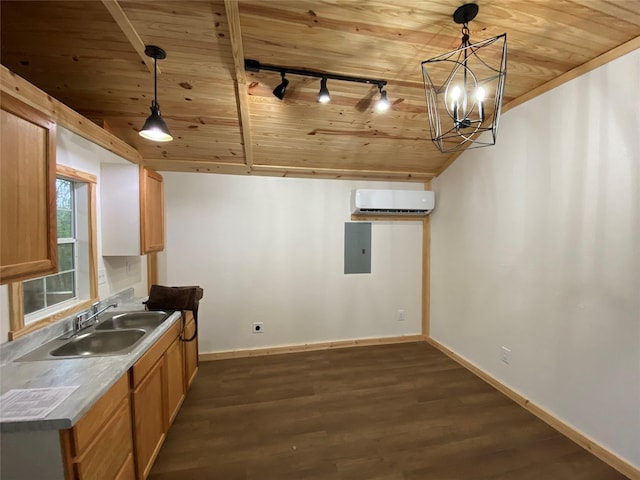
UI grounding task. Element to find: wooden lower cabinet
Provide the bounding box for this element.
[61,375,134,480]
[3,317,199,480]
[183,312,199,390]
[129,318,188,479]
[131,358,165,479]
[164,336,185,427]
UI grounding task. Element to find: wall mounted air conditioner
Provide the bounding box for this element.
[351,189,435,216]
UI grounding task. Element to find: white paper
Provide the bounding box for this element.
[0,386,79,421]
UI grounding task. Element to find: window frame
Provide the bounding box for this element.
[7,164,98,340]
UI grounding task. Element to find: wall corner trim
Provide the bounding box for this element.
[425,336,640,480]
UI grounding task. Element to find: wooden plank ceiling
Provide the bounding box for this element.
[2,1,639,181]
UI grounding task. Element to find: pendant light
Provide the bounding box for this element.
[139,45,173,142]
[422,4,506,153]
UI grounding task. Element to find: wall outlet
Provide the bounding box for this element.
[500,346,511,365]
[397,309,405,322]
[252,322,264,334]
[97,269,107,286]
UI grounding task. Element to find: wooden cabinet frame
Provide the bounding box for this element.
[0,92,57,283]
[6,164,98,341]
[139,167,164,254]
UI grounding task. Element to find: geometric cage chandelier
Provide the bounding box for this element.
[422,3,507,153]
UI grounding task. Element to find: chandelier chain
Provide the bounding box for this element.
[461,24,471,47]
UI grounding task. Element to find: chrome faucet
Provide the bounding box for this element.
[72,303,118,335]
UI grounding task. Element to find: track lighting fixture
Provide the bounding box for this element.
[376,84,390,112]
[318,77,330,104]
[421,3,506,153]
[245,59,389,111]
[272,71,289,100]
[139,45,173,142]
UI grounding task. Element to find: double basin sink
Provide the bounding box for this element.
[18,311,172,361]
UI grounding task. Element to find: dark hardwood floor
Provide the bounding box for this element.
[149,342,628,480]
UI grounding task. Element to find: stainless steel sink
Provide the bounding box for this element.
[49,329,146,357]
[15,310,175,361]
[95,311,170,332]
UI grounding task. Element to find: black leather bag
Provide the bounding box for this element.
[144,285,203,342]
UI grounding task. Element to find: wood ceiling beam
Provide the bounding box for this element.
[224,0,254,169]
[101,0,158,74]
[250,164,434,182]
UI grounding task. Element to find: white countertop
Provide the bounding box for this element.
[0,303,181,433]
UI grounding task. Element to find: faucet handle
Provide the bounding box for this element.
[74,312,87,332]
[91,301,100,315]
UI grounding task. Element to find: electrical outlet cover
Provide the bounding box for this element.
[500,346,511,365]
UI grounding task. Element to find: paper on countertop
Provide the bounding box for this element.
[0,386,79,422]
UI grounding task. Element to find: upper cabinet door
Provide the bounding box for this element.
[140,167,164,254]
[0,93,57,284]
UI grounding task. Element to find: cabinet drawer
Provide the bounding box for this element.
[74,396,133,480]
[70,375,129,455]
[131,319,180,388]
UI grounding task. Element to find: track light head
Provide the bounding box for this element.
[376,84,390,112]
[245,59,388,111]
[272,72,289,100]
[318,77,331,104]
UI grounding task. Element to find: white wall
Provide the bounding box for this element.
[430,50,640,467]
[0,127,147,341]
[161,174,423,353]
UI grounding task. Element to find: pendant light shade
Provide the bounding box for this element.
[422,4,506,153]
[139,45,173,142]
[139,101,172,142]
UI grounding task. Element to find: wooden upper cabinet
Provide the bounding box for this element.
[101,164,164,256]
[140,167,164,254]
[0,92,57,284]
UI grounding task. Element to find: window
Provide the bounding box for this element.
[8,165,97,340]
[23,178,78,315]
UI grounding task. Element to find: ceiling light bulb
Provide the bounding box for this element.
[318,77,330,104]
[376,90,390,112]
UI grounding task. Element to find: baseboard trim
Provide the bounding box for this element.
[199,334,427,361]
[425,336,640,480]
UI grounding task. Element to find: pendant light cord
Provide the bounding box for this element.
[153,56,158,108]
